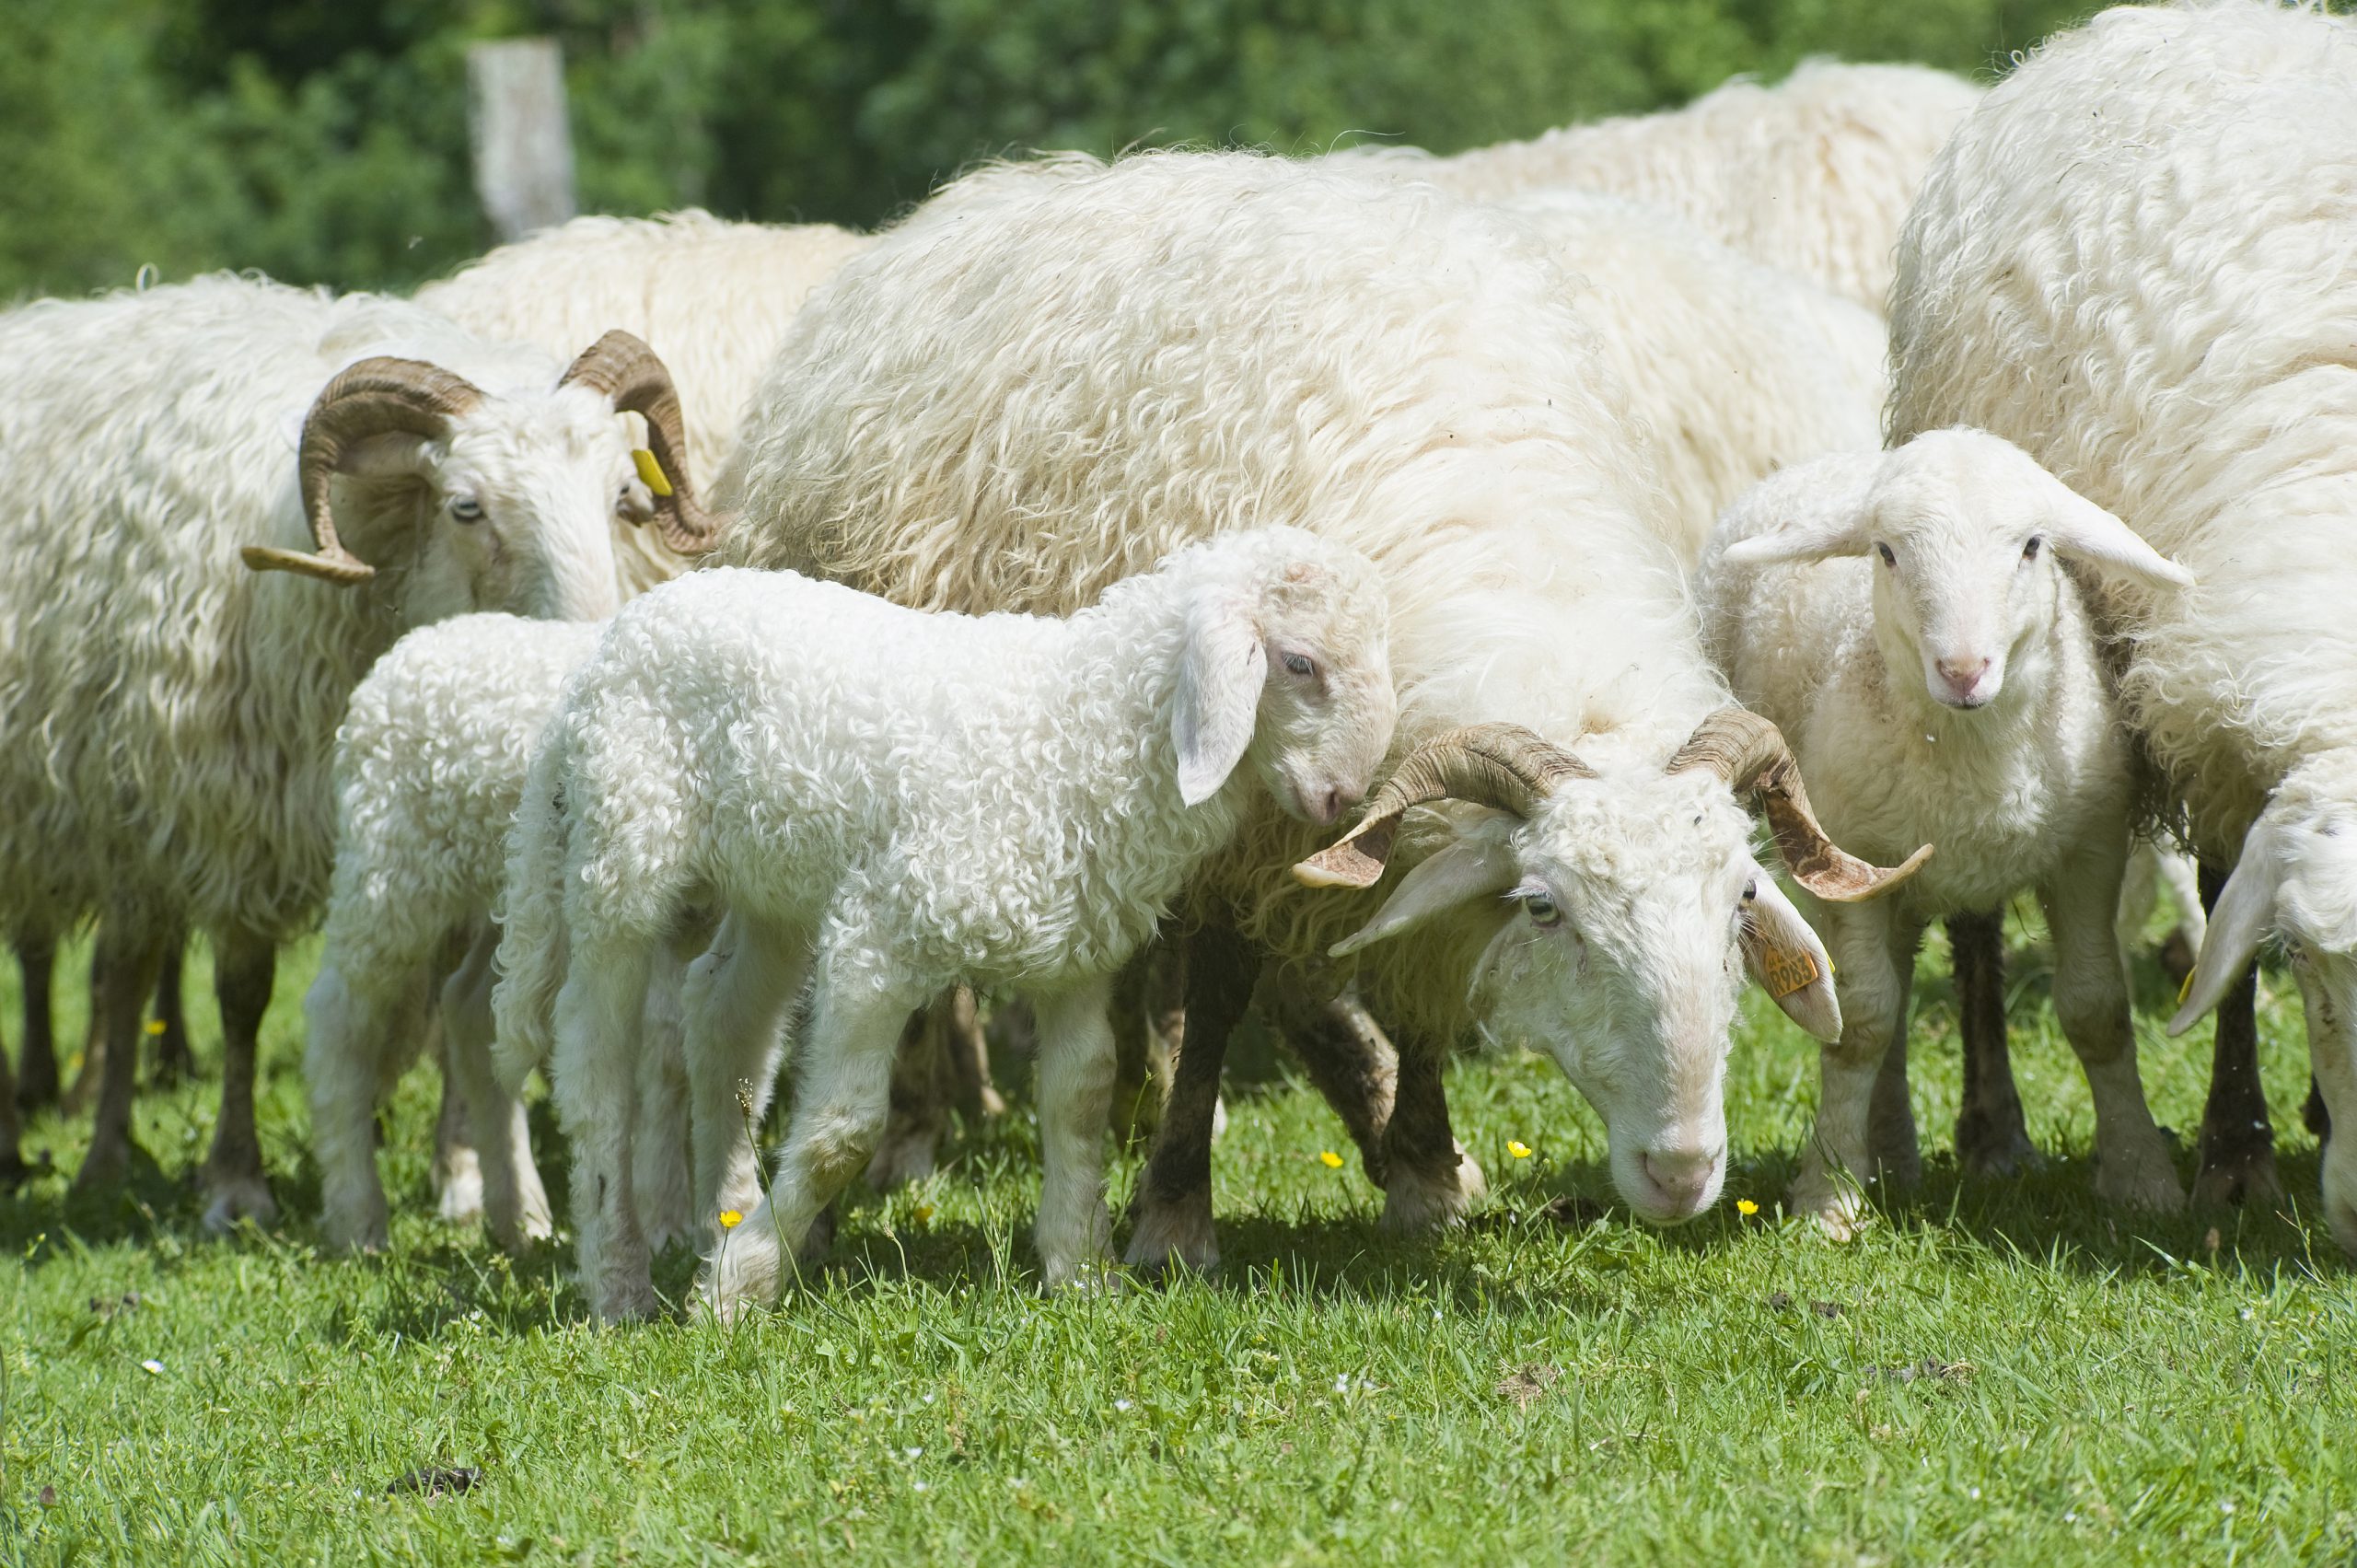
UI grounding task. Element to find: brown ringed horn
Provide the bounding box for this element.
[1666,705,1931,903]
[559,329,721,554]
[1293,722,1593,890]
[243,357,486,584]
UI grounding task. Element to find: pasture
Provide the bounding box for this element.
[4,911,2349,1564]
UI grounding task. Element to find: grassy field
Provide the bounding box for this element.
[2,911,2351,1565]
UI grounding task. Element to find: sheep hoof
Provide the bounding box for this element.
[864,1128,939,1191]
[70,1135,136,1196]
[1377,1147,1484,1237]
[2191,1147,2282,1211]
[2324,1144,2355,1259]
[321,1208,391,1256]
[2093,1159,2186,1213]
[1788,1167,1869,1241]
[1040,1256,1122,1295]
[435,1150,487,1225]
[200,1173,279,1236]
[1956,1124,2045,1180]
[1124,1192,1220,1277]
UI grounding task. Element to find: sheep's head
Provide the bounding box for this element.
[1721,428,2192,710]
[241,331,721,625]
[1295,711,1928,1225]
[1172,527,1396,826]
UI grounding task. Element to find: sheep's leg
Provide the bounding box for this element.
[303,954,428,1253]
[1032,973,1120,1288]
[2304,1077,2331,1142]
[2154,847,2206,984]
[2192,859,2281,1209]
[1867,1025,1921,1191]
[1791,906,1915,1238]
[1948,909,2040,1178]
[632,956,695,1251]
[64,940,109,1116]
[2042,859,2183,1211]
[71,931,164,1193]
[872,1003,949,1190]
[419,1006,484,1225]
[149,931,193,1086]
[702,970,910,1320]
[199,930,279,1233]
[680,913,805,1233]
[552,938,658,1323]
[1375,1027,1484,1235]
[441,925,553,1253]
[943,986,1004,1120]
[1109,946,1158,1145]
[0,1026,24,1185]
[16,936,58,1112]
[2289,950,2357,1256]
[1125,921,1260,1275]
[1269,975,1397,1185]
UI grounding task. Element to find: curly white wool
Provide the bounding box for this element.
[1699,429,2193,1229]
[1887,0,2357,1254]
[419,211,873,589]
[493,525,1395,1318]
[1506,189,1886,562]
[1337,60,1980,314]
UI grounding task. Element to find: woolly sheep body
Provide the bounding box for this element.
[1700,433,2189,1231]
[1341,61,1981,313]
[719,150,1878,1246]
[418,210,872,590]
[494,526,1395,1318]
[1507,190,1886,562]
[1887,0,2357,1251]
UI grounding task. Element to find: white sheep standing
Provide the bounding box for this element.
[1504,189,1887,562]
[1887,0,2357,1249]
[1699,429,2196,1232]
[0,274,714,1226]
[417,211,871,593]
[1336,60,1981,314]
[492,526,1398,1320]
[718,149,1925,1272]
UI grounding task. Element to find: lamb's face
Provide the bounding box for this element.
[401,386,634,627]
[1246,546,1398,827]
[1466,772,1759,1224]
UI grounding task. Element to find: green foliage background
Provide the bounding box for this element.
[1,0,2105,301]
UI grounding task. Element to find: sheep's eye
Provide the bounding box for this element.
[1525,894,1562,927]
[2022,536,2043,561]
[1283,652,1318,679]
[1875,542,1897,567]
[1742,878,1759,903]
[450,497,484,523]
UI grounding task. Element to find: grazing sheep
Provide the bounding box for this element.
[1698,429,2195,1232]
[418,211,871,591]
[1506,189,1887,562]
[719,149,1924,1272]
[492,525,1398,1320]
[1888,0,2357,1249]
[1337,60,1981,313]
[0,273,714,1227]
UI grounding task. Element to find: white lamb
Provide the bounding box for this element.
[1336,60,1981,314]
[1700,429,2196,1233]
[493,526,1399,1320]
[0,276,713,1225]
[718,149,1925,1272]
[1887,0,2357,1249]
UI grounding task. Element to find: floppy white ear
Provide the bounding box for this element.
[1741,874,1841,1043]
[1172,586,1267,807]
[1329,830,1519,957]
[2040,483,2193,591]
[2169,828,2280,1035]
[1715,459,1876,570]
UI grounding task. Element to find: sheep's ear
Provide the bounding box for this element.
[1740,874,1841,1043]
[1715,470,1875,569]
[2040,484,2193,591]
[1173,587,1267,806]
[1329,828,1519,957]
[2170,829,2280,1036]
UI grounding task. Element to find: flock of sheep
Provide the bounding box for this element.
[1,0,2349,1325]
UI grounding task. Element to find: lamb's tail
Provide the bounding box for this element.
[491,719,575,1095]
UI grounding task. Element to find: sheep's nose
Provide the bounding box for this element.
[1315,786,1348,826]
[1637,1147,1722,1224]
[1933,656,1991,705]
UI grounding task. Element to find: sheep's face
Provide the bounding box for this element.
[1248,550,1397,827]
[391,385,633,627]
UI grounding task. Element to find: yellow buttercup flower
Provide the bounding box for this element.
[1736,1199,1760,1217]
[718,1209,744,1229]
[1318,1150,1344,1169]
[1507,1141,1532,1159]
[144,1019,168,1037]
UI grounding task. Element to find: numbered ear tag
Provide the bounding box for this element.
[632,447,673,497]
[1742,920,1823,999]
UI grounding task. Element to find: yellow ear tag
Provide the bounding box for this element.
[632,447,673,498]
[1759,943,1822,1001]
[2177,970,2195,1007]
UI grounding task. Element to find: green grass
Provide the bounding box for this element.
[3,912,2352,1565]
